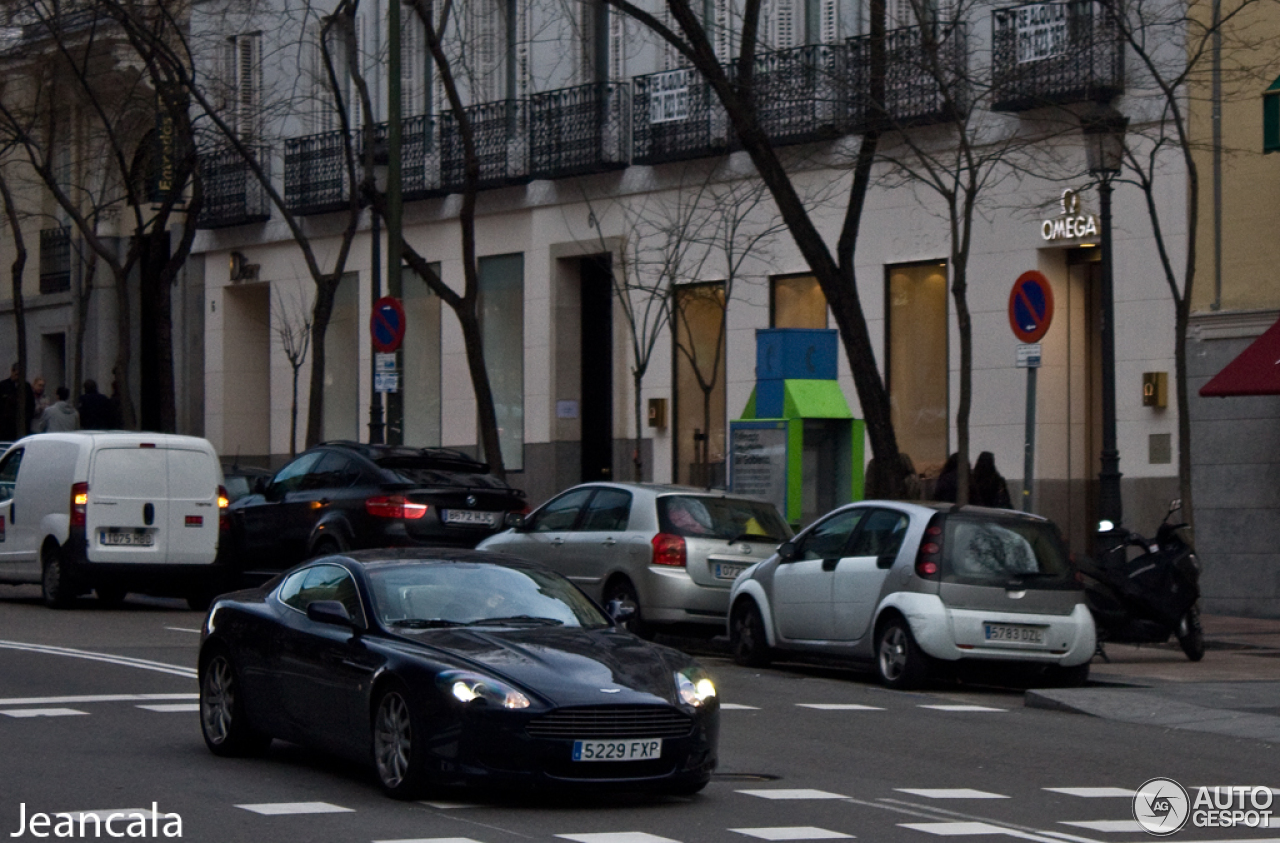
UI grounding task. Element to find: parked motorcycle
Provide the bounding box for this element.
[1075,500,1204,662]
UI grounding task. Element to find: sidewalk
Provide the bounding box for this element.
[1026,614,1280,742]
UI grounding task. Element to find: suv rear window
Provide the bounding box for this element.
[657,495,791,542]
[377,458,508,489]
[942,515,1071,586]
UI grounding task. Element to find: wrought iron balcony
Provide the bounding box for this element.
[39,226,71,294]
[632,68,730,165]
[440,100,530,193]
[529,82,630,180]
[369,114,443,201]
[198,144,271,229]
[745,44,852,146]
[991,0,1124,112]
[284,129,356,215]
[848,23,970,131]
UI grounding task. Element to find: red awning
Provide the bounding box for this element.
[1200,316,1280,397]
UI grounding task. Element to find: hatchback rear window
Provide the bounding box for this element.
[942,516,1070,585]
[377,459,508,489]
[657,495,791,542]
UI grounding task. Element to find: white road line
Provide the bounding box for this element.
[373,839,486,843]
[900,822,1009,836]
[720,703,761,710]
[0,640,196,678]
[163,627,202,634]
[0,694,197,706]
[796,704,885,711]
[1044,789,1137,798]
[1058,822,1143,833]
[731,827,855,840]
[1,708,88,718]
[418,801,483,810]
[235,802,354,815]
[736,789,851,800]
[918,705,1008,713]
[557,834,682,843]
[136,704,199,713]
[896,790,1010,800]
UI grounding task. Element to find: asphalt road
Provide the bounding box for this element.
[2,585,1278,843]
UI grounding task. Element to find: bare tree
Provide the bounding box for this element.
[0,164,29,400]
[271,284,313,457]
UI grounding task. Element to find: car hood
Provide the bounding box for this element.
[393,626,696,708]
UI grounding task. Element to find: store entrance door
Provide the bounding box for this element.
[580,255,613,482]
[1065,249,1103,556]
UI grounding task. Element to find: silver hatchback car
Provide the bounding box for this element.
[478,482,792,637]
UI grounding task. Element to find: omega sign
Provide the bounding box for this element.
[1041,189,1099,241]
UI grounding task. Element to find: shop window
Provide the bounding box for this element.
[479,254,524,471]
[886,261,948,476]
[771,274,828,328]
[673,282,727,487]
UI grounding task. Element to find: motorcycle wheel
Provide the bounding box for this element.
[1176,604,1205,662]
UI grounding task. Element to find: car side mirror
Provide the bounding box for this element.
[306,600,354,628]
[505,512,527,530]
[252,476,270,495]
[264,482,285,502]
[777,541,797,562]
[605,598,636,626]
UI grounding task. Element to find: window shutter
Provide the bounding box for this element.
[515,0,529,99]
[769,0,797,49]
[713,0,731,60]
[821,0,838,42]
[402,13,422,117]
[609,6,623,81]
[220,38,236,124]
[237,33,262,141]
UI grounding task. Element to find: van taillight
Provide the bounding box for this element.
[915,515,944,580]
[218,485,231,531]
[70,482,89,527]
[652,533,687,567]
[366,495,429,519]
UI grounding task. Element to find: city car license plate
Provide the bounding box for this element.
[983,623,1045,644]
[442,509,499,527]
[100,530,153,547]
[572,738,662,762]
[713,562,748,580]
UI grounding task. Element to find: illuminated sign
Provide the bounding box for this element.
[1041,188,1098,241]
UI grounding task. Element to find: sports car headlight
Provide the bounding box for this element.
[438,671,531,710]
[675,669,716,707]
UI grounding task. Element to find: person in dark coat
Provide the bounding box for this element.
[0,362,35,441]
[932,452,978,504]
[973,451,1013,509]
[78,379,117,430]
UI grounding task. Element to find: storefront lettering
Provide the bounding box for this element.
[1040,188,1099,241]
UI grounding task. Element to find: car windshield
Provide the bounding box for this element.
[942,516,1071,584]
[367,562,610,630]
[657,495,792,542]
[223,475,252,502]
[376,458,508,489]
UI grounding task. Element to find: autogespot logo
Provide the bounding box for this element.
[1134,778,1191,836]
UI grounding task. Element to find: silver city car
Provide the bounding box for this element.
[478,482,792,637]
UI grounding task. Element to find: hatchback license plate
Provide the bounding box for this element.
[442,509,499,527]
[572,738,662,762]
[983,623,1045,644]
[713,562,748,580]
[100,530,153,547]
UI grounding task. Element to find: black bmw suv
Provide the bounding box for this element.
[226,442,526,578]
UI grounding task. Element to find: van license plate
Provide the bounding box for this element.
[983,623,1044,644]
[713,562,748,580]
[442,510,498,527]
[100,531,154,547]
[572,738,662,762]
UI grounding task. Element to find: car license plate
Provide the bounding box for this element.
[442,509,499,527]
[713,562,748,580]
[100,530,154,547]
[572,738,662,762]
[983,623,1045,644]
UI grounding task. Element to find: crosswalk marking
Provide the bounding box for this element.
[796,704,885,711]
[2,707,88,718]
[1044,788,1136,798]
[1058,821,1142,833]
[136,704,199,713]
[556,834,681,843]
[900,822,1008,836]
[0,693,198,706]
[737,789,850,800]
[896,789,1009,800]
[235,802,353,815]
[918,705,1007,713]
[730,827,854,840]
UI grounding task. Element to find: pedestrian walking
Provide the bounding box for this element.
[78,379,116,430]
[0,362,35,441]
[35,386,79,432]
[932,452,977,504]
[31,377,50,417]
[972,451,1012,509]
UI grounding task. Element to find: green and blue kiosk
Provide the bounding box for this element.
[729,329,865,528]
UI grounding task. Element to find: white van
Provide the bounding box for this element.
[0,432,228,609]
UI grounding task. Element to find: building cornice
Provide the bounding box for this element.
[1189,308,1280,340]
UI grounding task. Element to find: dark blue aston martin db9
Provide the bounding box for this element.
[197,549,719,798]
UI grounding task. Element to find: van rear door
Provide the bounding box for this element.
[86,445,168,563]
[165,447,219,564]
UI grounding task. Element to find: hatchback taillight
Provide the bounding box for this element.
[70,482,89,528]
[366,495,429,519]
[652,533,687,567]
[915,515,944,580]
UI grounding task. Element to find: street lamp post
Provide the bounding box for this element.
[1081,103,1129,544]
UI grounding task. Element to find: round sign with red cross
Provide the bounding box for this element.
[1008,271,1055,343]
[370,296,406,353]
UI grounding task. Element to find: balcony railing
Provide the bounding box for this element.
[284,129,355,215]
[39,226,71,294]
[632,68,730,165]
[440,100,530,193]
[198,144,271,229]
[369,114,444,201]
[746,44,852,146]
[848,23,970,131]
[991,0,1124,112]
[529,82,630,180]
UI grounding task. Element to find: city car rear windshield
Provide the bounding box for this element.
[376,458,509,489]
[941,516,1073,587]
[368,562,611,630]
[657,495,792,542]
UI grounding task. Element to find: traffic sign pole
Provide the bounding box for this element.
[1023,365,1037,513]
[1009,272,1054,513]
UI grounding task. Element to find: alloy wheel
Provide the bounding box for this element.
[201,656,235,746]
[879,625,908,682]
[374,691,412,789]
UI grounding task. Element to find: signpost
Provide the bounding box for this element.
[1009,271,1054,512]
[371,297,405,394]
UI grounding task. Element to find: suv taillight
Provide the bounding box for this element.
[915,515,944,580]
[652,533,687,567]
[366,495,429,520]
[218,485,231,531]
[70,482,89,528]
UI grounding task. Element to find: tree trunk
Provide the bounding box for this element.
[456,307,506,480]
[112,260,136,430]
[1174,298,1194,533]
[290,364,300,458]
[0,177,28,400]
[632,369,644,481]
[304,275,341,448]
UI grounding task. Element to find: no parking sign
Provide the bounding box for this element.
[1008,271,1054,343]
[370,296,406,353]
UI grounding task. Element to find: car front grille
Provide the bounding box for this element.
[526,706,694,739]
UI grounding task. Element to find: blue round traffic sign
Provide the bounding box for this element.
[1008,271,1055,343]
[370,296,406,353]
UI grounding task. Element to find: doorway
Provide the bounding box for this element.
[580,255,613,482]
[40,333,66,392]
[1065,249,1103,555]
